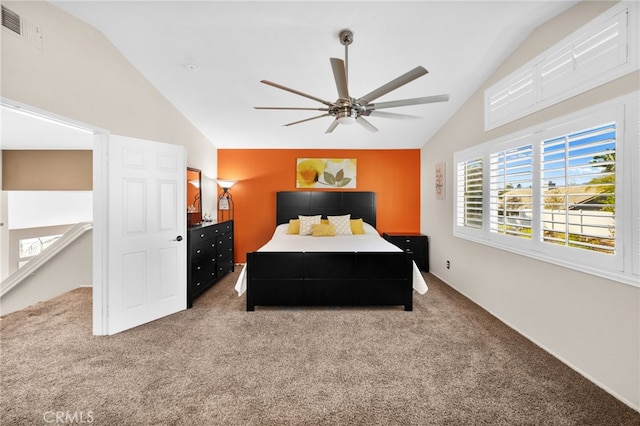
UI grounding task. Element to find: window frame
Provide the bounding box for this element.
[484,1,639,131]
[454,93,638,287]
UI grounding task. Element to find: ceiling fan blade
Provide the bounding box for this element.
[356,116,378,132]
[260,80,335,107]
[255,107,330,111]
[283,113,331,127]
[366,94,450,110]
[325,119,340,134]
[330,58,349,100]
[357,66,428,105]
[365,110,423,121]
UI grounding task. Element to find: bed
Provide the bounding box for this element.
[235,191,428,311]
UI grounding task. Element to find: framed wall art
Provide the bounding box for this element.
[296,158,357,189]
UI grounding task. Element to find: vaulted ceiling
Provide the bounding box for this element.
[6,1,579,150]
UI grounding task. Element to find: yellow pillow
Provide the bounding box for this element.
[350,218,365,234]
[311,223,336,237]
[287,219,300,234]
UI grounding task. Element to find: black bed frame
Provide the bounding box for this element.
[245,191,413,311]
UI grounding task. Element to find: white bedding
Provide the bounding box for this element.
[234,222,428,296]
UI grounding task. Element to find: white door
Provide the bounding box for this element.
[0,150,7,281]
[97,135,186,335]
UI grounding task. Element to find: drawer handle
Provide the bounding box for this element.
[195,282,201,286]
[405,239,411,243]
[196,266,202,270]
[196,249,201,254]
[200,233,205,238]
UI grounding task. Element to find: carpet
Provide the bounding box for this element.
[1,270,638,425]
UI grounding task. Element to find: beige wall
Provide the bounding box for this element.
[1,1,217,213]
[421,1,639,409]
[3,150,92,190]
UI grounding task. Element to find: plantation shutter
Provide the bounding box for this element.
[486,70,536,129]
[540,123,616,254]
[485,3,636,131]
[489,144,533,238]
[456,158,483,229]
[540,9,629,101]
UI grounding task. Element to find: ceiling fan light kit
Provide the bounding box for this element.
[255,28,449,134]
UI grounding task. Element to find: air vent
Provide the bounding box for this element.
[1,5,21,34]
[1,5,42,49]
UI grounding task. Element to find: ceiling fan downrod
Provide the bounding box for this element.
[338,29,353,88]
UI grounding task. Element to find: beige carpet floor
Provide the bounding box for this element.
[1,269,638,425]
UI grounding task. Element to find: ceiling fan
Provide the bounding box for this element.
[255,29,449,134]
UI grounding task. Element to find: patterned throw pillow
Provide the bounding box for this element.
[298,215,321,235]
[311,223,336,237]
[327,214,352,235]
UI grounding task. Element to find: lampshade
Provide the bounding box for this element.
[188,180,200,188]
[217,179,236,190]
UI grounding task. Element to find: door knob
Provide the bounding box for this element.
[174,235,183,242]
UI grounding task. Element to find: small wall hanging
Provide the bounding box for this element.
[435,161,445,199]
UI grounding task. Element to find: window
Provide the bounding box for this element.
[18,234,61,268]
[485,1,638,130]
[455,94,637,286]
[456,157,483,230]
[489,144,533,239]
[540,123,616,254]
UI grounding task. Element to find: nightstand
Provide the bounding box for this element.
[382,232,429,272]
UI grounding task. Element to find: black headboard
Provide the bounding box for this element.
[276,191,376,227]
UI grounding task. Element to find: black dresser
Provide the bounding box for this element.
[187,220,234,307]
[382,232,429,272]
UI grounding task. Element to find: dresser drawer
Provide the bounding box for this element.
[191,239,215,262]
[193,228,216,243]
[216,221,233,234]
[217,233,233,250]
[191,257,217,289]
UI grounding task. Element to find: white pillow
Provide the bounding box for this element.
[298,215,321,235]
[327,214,352,235]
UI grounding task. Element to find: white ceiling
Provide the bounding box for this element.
[6,1,579,150]
[0,106,93,150]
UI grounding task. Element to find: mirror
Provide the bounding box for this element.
[187,167,202,226]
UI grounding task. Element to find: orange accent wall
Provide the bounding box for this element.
[218,149,421,263]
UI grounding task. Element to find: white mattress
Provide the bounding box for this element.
[234,223,428,296]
